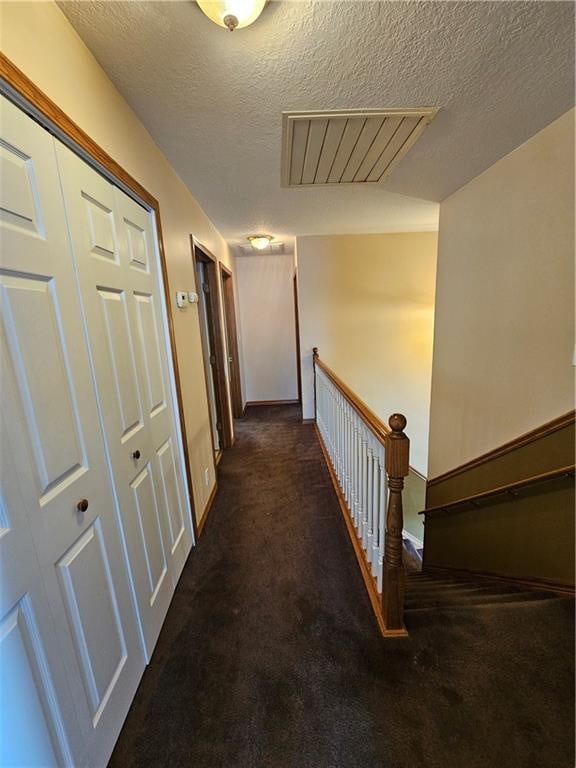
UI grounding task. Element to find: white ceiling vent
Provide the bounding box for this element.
[281,108,438,187]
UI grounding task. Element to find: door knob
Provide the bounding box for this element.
[132,450,141,460]
[77,499,89,513]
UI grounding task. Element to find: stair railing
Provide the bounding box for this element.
[312,348,410,637]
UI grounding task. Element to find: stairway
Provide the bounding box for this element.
[405,570,565,612]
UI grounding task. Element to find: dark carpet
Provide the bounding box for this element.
[109,404,575,768]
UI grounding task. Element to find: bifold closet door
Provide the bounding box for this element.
[56,144,193,660]
[0,97,144,766]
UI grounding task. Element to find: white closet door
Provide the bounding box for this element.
[0,96,144,767]
[55,144,193,660]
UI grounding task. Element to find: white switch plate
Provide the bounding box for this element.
[176,291,187,309]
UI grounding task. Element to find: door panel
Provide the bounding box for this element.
[1,272,87,497]
[156,438,185,557]
[0,598,60,768]
[56,143,192,660]
[97,286,144,441]
[1,94,144,767]
[130,465,168,602]
[134,291,166,418]
[57,520,128,725]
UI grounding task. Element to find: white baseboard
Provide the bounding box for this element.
[402,529,423,549]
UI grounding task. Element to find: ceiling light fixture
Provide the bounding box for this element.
[197,1,266,31]
[247,234,273,250]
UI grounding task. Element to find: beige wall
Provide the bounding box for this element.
[235,253,298,403]
[428,109,575,479]
[0,1,232,522]
[297,232,438,476]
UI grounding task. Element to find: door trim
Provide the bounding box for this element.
[0,52,198,539]
[191,238,234,449]
[219,263,243,419]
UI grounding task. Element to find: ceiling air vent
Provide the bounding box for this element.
[281,108,438,187]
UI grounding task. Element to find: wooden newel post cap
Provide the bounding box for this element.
[388,413,407,433]
[386,413,409,478]
[312,347,319,358]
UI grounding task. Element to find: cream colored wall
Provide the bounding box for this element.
[0,1,233,523]
[235,253,298,403]
[428,108,575,479]
[297,232,438,475]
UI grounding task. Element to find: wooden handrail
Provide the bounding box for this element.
[420,465,575,517]
[312,348,390,444]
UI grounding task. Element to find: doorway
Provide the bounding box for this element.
[220,264,243,419]
[192,239,234,453]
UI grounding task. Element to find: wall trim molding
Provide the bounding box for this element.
[197,484,218,538]
[402,529,423,549]
[427,410,575,488]
[245,399,300,406]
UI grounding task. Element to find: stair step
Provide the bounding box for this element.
[405,596,559,613]
[405,591,556,611]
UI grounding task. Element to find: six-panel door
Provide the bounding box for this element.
[55,143,192,661]
[0,95,146,766]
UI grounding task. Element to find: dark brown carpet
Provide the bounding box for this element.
[109,404,574,768]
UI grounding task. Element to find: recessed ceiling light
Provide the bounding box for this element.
[247,234,273,250]
[196,1,266,31]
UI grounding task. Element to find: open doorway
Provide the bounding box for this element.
[220,264,243,418]
[191,238,234,455]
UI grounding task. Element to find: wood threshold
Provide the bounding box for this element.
[314,425,388,637]
[427,410,576,488]
[421,464,575,517]
[0,53,199,539]
[314,353,390,445]
[197,483,218,538]
[422,564,575,597]
[301,418,316,424]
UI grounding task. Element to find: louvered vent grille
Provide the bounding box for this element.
[281,108,437,187]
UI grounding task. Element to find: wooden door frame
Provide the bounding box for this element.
[191,239,234,450]
[0,53,199,538]
[219,264,243,418]
[293,270,302,404]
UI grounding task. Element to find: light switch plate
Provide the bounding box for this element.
[176,291,188,309]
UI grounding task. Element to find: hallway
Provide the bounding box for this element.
[110,405,574,768]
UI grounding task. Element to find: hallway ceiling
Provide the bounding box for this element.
[59,1,574,253]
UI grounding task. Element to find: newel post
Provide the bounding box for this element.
[382,413,409,637]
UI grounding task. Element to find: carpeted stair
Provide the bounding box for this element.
[405,571,566,611]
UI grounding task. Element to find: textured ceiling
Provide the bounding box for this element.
[59,1,574,253]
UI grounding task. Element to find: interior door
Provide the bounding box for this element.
[55,144,192,660]
[197,261,221,452]
[0,96,144,766]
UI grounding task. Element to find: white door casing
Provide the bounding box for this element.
[55,144,193,660]
[0,95,145,766]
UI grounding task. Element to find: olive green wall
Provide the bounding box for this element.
[424,418,575,586]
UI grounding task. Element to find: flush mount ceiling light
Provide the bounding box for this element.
[196,1,266,31]
[247,234,273,250]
